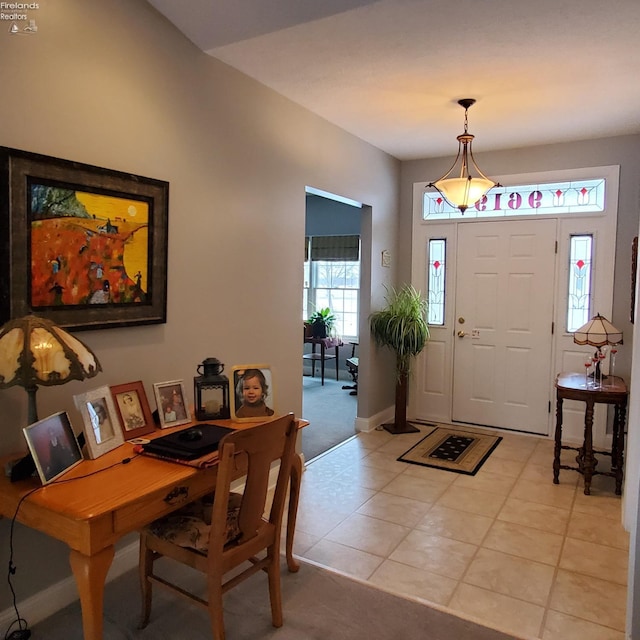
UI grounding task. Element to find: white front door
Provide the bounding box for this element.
[451,220,557,434]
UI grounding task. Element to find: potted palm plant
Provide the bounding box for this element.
[307,307,336,339]
[370,284,429,434]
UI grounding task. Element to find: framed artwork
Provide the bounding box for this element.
[632,236,638,324]
[110,380,156,440]
[0,146,169,331]
[153,380,191,428]
[230,364,275,422]
[73,386,125,459]
[23,411,84,485]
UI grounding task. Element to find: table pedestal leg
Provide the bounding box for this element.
[285,453,303,573]
[582,400,597,495]
[553,396,563,484]
[69,545,115,640]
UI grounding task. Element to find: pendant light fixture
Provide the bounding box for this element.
[428,98,499,214]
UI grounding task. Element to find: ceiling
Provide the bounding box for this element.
[147,0,640,161]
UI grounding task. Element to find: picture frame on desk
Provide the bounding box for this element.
[0,146,169,330]
[230,364,276,422]
[110,380,156,439]
[153,379,191,428]
[23,411,84,485]
[73,386,125,459]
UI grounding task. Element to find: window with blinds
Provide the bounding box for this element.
[303,235,360,338]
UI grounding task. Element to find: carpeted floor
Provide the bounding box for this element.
[30,560,520,639]
[302,376,357,461]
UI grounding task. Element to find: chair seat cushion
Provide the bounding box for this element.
[148,492,242,553]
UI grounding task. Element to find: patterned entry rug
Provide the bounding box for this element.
[398,424,502,475]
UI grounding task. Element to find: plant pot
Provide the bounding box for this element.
[311,322,327,339]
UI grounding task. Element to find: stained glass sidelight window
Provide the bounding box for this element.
[427,239,446,325]
[567,235,593,332]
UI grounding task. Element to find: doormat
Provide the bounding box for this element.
[397,425,502,476]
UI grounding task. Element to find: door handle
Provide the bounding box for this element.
[457,330,467,338]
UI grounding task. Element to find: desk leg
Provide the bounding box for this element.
[553,395,563,484]
[582,399,597,495]
[320,343,325,385]
[69,545,115,640]
[285,453,303,573]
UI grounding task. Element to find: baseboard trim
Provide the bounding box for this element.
[355,405,394,433]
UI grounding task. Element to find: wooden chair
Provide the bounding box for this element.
[139,414,298,639]
[342,341,358,396]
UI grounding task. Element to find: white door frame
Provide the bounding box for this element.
[409,165,620,446]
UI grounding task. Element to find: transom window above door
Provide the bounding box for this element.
[423,178,605,220]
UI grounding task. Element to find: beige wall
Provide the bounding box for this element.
[0,0,400,606]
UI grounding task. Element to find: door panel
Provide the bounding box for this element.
[452,219,557,434]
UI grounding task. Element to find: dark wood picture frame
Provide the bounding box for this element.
[0,146,169,331]
[632,236,638,324]
[110,380,156,440]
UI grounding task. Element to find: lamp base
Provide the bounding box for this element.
[6,453,36,482]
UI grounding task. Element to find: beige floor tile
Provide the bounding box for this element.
[295,503,350,538]
[521,461,579,486]
[302,538,383,580]
[336,463,401,491]
[510,477,576,509]
[572,491,623,520]
[357,429,393,450]
[389,529,477,580]
[376,431,427,456]
[369,559,458,606]
[542,610,625,640]
[549,569,626,631]
[559,537,628,585]
[381,473,449,504]
[435,485,507,518]
[497,497,570,535]
[356,491,433,527]
[299,477,377,514]
[415,504,493,545]
[324,512,410,557]
[491,442,536,463]
[567,510,629,550]
[483,519,563,565]
[453,469,516,496]
[463,547,555,606]
[448,582,545,638]
[399,462,457,485]
[361,451,411,473]
[478,455,526,478]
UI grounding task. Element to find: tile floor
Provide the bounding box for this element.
[290,425,629,640]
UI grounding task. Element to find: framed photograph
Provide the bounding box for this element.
[230,364,276,422]
[73,386,125,459]
[0,146,169,331]
[153,380,191,428]
[110,380,156,439]
[23,412,84,485]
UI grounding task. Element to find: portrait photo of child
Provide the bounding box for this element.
[231,365,275,422]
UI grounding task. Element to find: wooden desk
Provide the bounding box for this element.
[553,372,628,495]
[303,336,341,385]
[0,417,306,640]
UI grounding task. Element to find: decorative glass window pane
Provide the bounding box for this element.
[427,239,446,325]
[423,178,606,220]
[567,235,593,332]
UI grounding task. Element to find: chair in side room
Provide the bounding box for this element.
[342,342,358,396]
[138,413,298,640]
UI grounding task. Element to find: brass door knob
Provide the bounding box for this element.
[457,330,467,338]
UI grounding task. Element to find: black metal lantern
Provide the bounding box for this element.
[194,357,230,420]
